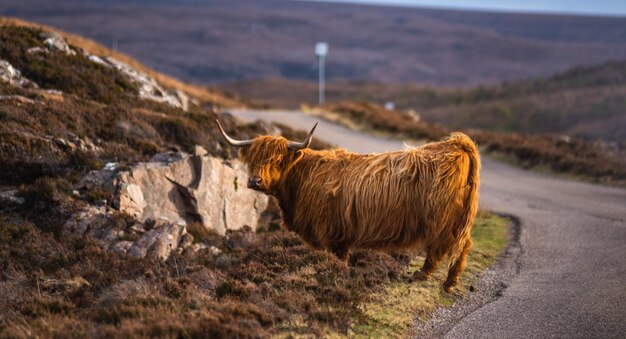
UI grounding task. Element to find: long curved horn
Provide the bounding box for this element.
[288,122,318,150]
[215,120,253,147]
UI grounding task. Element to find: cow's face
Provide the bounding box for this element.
[239,136,299,192]
[216,120,317,193]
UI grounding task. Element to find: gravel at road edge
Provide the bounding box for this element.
[413,214,523,337]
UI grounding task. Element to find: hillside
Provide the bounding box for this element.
[0,21,509,337]
[226,60,626,141]
[2,0,626,86]
[0,17,246,108]
[0,18,254,184]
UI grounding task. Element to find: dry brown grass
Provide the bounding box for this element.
[0,210,507,338]
[0,24,269,187]
[468,130,626,183]
[0,22,512,337]
[0,214,403,337]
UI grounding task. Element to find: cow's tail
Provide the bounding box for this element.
[448,132,481,263]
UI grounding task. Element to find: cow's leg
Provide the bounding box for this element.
[443,239,472,293]
[331,242,351,264]
[412,246,446,282]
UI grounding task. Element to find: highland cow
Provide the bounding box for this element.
[216,120,480,292]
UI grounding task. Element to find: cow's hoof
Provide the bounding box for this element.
[411,270,431,282]
[443,281,456,293]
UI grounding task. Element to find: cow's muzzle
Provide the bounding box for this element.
[247,177,263,190]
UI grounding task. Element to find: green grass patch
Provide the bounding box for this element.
[348,212,510,337]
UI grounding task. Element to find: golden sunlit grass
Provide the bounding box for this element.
[349,213,510,337]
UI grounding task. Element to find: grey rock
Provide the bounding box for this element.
[130,223,146,234]
[0,95,35,104]
[45,89,63,96]
[150,151,185,163]
[103,57,188,110]
[75,165,117,194]
[0,189,25,205]
[208,245,222,256]
[112,241,133,255]
[87,55,108,66]
[64,148,267,261]
[63,206,108,236]
[178,233,194,251]
[127,221,187,260]
[27,47,47,54]
[40,32,76,55]
[184,243,209,258]
[0,60,37,88]
[114,152,268,234]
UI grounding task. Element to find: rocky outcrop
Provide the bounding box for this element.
[54,133,103,153]
[40,32,76,56]
[0,60,37,88]
[63,206,192,260]
[64,146,269,260]
[126,221,188,260]
[104,57,190,110]
[114,147,268,234]
[3,31,191,110]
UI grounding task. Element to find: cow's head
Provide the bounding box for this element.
[216,120,317,193]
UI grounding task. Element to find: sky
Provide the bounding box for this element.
[306,0,626,16]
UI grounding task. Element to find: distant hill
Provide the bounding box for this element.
[225,60,626,141]
[2,0,626,86]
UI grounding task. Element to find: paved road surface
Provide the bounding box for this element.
[227,109,626,338]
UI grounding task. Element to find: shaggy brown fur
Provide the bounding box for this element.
[238,133,480,292]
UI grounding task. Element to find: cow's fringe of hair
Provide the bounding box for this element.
[240,132,480,268]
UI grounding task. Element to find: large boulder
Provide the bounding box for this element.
[63,147,269,260]
[114,148,268,235]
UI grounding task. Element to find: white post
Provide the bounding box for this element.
[318,54,325,105]
[315,42,328,106]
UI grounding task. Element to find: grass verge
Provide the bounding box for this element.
[349,213,510,337]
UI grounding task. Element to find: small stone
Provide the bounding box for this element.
[27,47,47,54]
[0,189,25,205]
[46,89,63,96]
[215,253,235,269]
[209,246,222,255]
[184,243,208,258]
[127,222,186,260]
[88,55,108,66]
[40,32,76,55]
[130,223,146,234]
[112,241,133,255]
[104,162,118,171]
[469,285,477,292]
[179,233,194,250]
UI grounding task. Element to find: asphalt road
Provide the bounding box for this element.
[227,109,626,338]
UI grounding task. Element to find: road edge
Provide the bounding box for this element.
[412,213,523,337]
